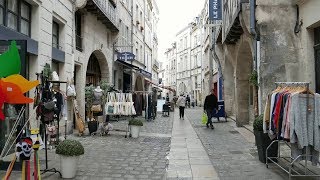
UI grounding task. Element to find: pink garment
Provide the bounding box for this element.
[284,95,292,140]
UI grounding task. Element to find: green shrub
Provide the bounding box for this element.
[128,119,143,126]
[56,139,84,156]
[253,114,264,131]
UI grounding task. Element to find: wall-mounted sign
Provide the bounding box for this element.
[117,52,135,61]
[140,69,152,79]
[209,0,222,20]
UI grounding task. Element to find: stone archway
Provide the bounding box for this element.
[135,76,144,91]
[224,56,235,116]
[235,40,254,126]
[85,50,110,86]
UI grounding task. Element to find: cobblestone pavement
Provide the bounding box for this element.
[0,114,173,180]
[185,108,320,180]
[110,114,173,135]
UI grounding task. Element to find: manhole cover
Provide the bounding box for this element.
[229,130,240,134]
[229,150,243,154]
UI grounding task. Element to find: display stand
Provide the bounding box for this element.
[266,82,320,180]
[36,72,66,177]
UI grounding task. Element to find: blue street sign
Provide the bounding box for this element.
[139,69,152,79]
[209,0,222,20]
[117,52,135,61]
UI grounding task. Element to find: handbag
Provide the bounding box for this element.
[202,113,208,125]
[67,84,76,97]
[91,104,102,112]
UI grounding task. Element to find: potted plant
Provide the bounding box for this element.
[253,114,278,163]
[129,119,143,138]
[56,139,84,178]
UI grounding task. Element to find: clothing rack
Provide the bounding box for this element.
[36,72,66,177]
[266,82,320,180]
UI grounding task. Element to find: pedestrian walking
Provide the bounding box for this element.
[176,94,186,120]
[204,89,220,129]
[186,95,190,108]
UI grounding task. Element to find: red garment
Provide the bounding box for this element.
[273,93,283,130]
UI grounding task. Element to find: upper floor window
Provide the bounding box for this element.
[52,21,59,49]
[0,0,31,36]
[75,11,83,51]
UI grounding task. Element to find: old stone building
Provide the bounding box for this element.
[212,0,320,126]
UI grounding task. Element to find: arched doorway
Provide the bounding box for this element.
[86,50,110,86]
[235,40,254,126]
[86,53,101,86]
[135,76,143,91]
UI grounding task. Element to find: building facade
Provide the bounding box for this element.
[190,18,202,105]
[211,0,320,126]
[0,0,159,137]
[176,25,191,96]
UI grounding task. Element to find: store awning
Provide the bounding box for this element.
[115,60,139,70]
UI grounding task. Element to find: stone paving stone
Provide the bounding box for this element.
[185,108,320,180]
[111,113,174,135]
[0,113,173,180]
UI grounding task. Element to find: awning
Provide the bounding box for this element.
[115,60,139,70]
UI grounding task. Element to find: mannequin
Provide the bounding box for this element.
[92,85,103,117]
[93,86,103,105]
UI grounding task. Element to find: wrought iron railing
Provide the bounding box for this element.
[92,0,118,27]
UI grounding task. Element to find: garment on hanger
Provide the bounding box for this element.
[263,85,320,165]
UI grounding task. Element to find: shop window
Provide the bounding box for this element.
[52,21,59,49]
[7,0,18,31]
[20,1,30,36]
[1,0,31,36]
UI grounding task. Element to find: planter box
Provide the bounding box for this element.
[60,155,79,179]
[254,130,278,163]
[131,125,141,138]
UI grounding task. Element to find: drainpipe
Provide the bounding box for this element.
[250,0,262,115]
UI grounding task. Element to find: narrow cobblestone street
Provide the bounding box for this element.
[2,108,320,179]
[0,114,174,180]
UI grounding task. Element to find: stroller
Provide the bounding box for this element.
[162,103,170,117]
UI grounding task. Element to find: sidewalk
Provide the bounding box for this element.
[185,108,287,180]
[166,110,219,180]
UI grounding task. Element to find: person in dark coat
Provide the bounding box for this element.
[204,89,220,129]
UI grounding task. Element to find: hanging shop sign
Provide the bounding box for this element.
[222,0,241,43]
[139,69,152,79]
[117,52,135,61]
[209,0,222,20]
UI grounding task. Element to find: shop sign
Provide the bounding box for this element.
[209,0,222,20]
[117,52,135,61]
[140,69,152,79]
[222,0,241,43]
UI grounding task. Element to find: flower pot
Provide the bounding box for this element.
[254,130,278,163]
[131,125,141,138]
[60,155,79,179]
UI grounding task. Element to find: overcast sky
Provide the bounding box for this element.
[156,0,206,62]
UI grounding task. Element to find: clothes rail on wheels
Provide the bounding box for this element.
[266,82,320,180]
